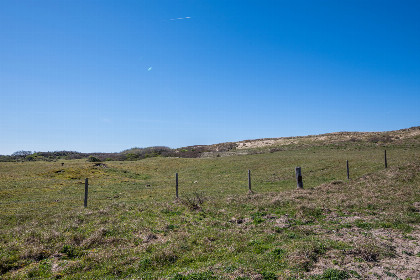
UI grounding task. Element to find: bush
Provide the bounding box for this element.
[309,268,349,280]
[121,146,174,160]
[11,150,32,157]
[261,271,277,280]
[171,271,217,280]
[60,245,83,259]
[87,156,101,162]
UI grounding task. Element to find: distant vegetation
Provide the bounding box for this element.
[0,144,236,162]
[1,126,419,163]
[0,147,174,162]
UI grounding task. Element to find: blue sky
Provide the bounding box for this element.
[1,0,419,155]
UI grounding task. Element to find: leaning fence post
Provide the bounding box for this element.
[384,150,388,168]
[295,167,303,189]
[84,178,88,207]
[175,173,179,199]
[248,170,252,193]
[346,160,350,179]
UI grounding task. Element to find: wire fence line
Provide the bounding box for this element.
[0,150,391,208]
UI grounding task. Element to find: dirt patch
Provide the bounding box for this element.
[309,225,420,279]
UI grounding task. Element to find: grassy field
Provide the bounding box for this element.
[1,139,420,279]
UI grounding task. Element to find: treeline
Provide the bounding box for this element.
[0,150,88,162]
[0,143,237,162]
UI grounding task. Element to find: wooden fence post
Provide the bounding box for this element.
[384,150,388,168]
[175,173,179,199]
[248,170,252,193]
[84,178,88,207]
[346,160,350,179]
[295,167,303,189]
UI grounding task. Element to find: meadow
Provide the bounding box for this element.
[1,134,420,279]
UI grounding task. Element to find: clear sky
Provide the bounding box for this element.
[1,0,419,155]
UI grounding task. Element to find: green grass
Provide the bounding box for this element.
[1,143,419,279]
[309,268,350,279]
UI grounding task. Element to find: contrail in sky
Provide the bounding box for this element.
[169,17,191,21]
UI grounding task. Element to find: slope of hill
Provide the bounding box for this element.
[198,126,420,158]
[0,127,419,279]
[235,126,420,149]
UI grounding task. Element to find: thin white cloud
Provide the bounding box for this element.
[102,118,112,124]
[169,17,191,21]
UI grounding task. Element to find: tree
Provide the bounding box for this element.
[11,150,32,157]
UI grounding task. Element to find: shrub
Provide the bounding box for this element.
[261,271,277,280]
[87,156,101,162]
[171,271,217,280]
[180,192,206,211]
[271,248,286,259]
[309,268,350,279]
[11,150,32,157]
[60,245,83,259]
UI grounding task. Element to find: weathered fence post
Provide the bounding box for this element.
[346,160,350,179]
[295,167,303,189]
[84,178,88,207]
[248,170,252,193]
[175,173,179,199]
[384,150,388,168]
